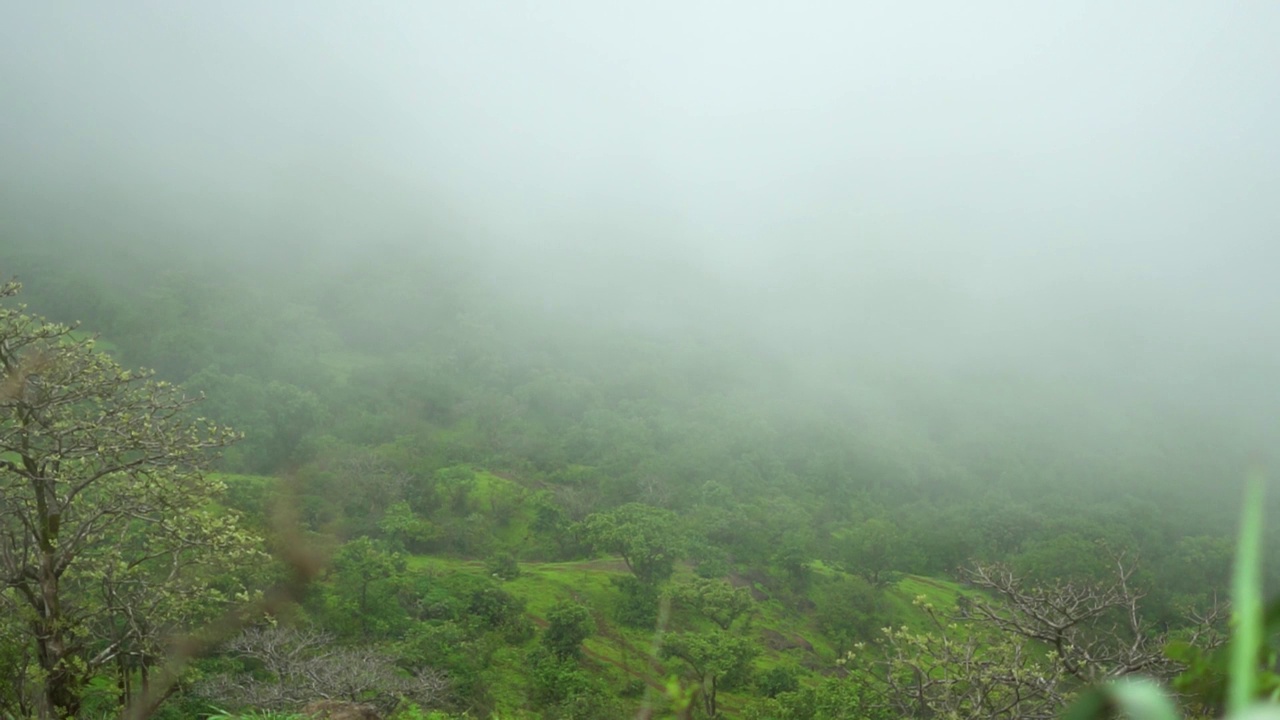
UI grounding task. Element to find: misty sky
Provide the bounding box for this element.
[2,2,1278,430]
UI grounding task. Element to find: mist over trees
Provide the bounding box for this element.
[2,2,1279,719]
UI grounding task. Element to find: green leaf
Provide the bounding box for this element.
[1060,678,1180,720]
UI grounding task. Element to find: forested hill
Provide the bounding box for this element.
[6,233,1271,568]
[4,3,1280,717]
[1,230,1274,719]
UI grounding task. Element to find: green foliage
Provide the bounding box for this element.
[185,369,325,473]
[894,504,980,575]
[381,501,440,553]
[756,663,801,698]
[527,648,592,707]
[1012,531,1114,584]
[0,279,264,718]
[317,537,410,639]
[215,473,283,528]
[1168,597,1280,715]
[583,503,684,585]
[526,648,624,720]
[812,573,892,652]
[771,537,814,593]
[540,601,594,662]
[487,551,522,581]
[539,688,625,720]
[692,550,731,580]
[7,237,1276,719]
[1061,679,1183,720]
[837,517,903,586]
[610,575,662,629]
[666,577,754,631]
[743,676,890,720]
[387,704,466,720]
[395,622,485,707]
[1160,534,1235,616]
[1229,478,1266,714]
[410,571,535,645]
[660,629,760,718]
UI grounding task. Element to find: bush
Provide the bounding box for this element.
[541,601,594,661]
[611,576,660,629]
[528,649,592,707]
[486,551,521,580]
[757,664,801,698]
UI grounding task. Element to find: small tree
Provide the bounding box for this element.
[813,574,890,653]
[540,601,594,662]
[582,503,684,585]
[661,630,759,718]
[0,279,262,718]
[319,537,409,640]
[666,578,754,631]
[839,517,901,586]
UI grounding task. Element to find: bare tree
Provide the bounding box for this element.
[339,453,412,518]
[961,555,1226,685]
[861,556,1227,719]
[198,625,451,715]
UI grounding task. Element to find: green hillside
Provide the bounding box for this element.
[2,233,1271,719]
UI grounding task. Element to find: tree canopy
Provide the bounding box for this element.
[0,279,262,718]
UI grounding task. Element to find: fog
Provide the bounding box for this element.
[3,2,1278,477]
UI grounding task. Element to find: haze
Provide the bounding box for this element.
[2,2,1278,495]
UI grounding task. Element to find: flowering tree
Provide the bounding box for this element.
[0,279,262,718]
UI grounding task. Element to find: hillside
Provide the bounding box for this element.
[0,239,1267,718]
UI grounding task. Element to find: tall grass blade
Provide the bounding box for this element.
[1229,473,1266,715]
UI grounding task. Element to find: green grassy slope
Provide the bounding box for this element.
[412,551,979,717]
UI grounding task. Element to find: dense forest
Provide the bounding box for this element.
[1,233,1275,719]
[3,3,1279,719]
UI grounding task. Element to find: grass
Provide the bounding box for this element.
[405,549,976,718]
[887,574,973,627]
[468,470,537,548]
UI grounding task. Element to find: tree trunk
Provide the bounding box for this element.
[117,652,132,712]
[705,675,717,718]
[35,576,80,719]
[34,483,79,720]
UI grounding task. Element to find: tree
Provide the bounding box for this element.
[582,503,684,585]
[1157,534,1233,616]
[848,559,1227,720]
[0,279,262,718]
[379,500,439,553]
[838,517,901,586]
[661,629,759,718]
[318,537,409,640]
[960,557,1226,684]
[666,578,754,631]
[541,600,594,662]
[1010,532,1113,585]
[198,625,450,715]
[183,369,324,473]
[812,574,890,653]
[871,600,1067,720]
